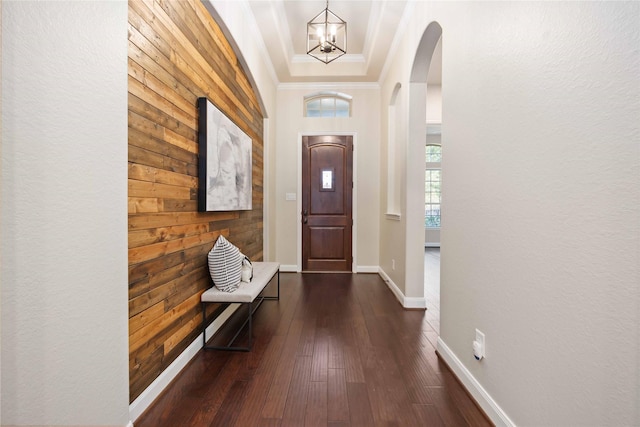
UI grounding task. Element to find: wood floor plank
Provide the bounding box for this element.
[273,285,302,337]
[261,319,304,419]
[412,403,446,426]
[327,368,349,422]
[134,272,493,427]
[437,369,494,427]
[343,344,365,383]
[346,382,375,427]
[359,345,423,426]
[311,328,329,382]
[184,352,245,427]
[428,386,472,427]
[327,333,345,369]
[231,335,286,427]
[349,311,372,349]
[208,380,250,427]
[304,381,328,427]
[395,347,443,401]
[280,356,313,427]
[297,310,317,356]
[256,419,282,427]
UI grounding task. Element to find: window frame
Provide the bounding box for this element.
[304,91,352,118]
[425,142,442,229]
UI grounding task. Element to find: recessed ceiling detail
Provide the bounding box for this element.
[248,0,411,83]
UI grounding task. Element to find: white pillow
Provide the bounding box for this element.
[208,235,243,292]
[241,256,253,283]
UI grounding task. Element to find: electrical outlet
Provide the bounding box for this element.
[473,329,485,360]
[392,259,395,270]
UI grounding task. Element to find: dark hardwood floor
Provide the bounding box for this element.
[135,272,492,427]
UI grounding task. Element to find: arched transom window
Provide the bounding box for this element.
[304,92,352,117]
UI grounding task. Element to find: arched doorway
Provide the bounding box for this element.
[406,22,443,329]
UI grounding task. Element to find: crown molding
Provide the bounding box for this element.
[291,53,366,64]
[278,81,380,91]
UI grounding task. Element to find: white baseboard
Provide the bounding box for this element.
[378,268,426,309]
[129,304,240,422]
[356,265,379,273]
[403,296,427,309]
[281,265,382,274]
[436,337,515,427]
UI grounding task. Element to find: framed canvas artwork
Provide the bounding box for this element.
[197,97,252,212]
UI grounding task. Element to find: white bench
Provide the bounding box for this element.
[201,261,280,351]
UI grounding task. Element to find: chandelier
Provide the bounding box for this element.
[307,0,347,64]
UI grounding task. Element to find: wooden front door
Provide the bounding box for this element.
[302,135,353,272]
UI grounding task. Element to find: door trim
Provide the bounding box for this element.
[297,132,357,273]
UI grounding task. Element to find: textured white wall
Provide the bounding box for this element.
[379,82,407,289]
[381,1,639,425]
[426,84,442,124]
[1,1,130,425]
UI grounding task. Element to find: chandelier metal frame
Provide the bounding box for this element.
[306,1,347,64]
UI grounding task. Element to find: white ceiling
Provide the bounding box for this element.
[247,0,442,84]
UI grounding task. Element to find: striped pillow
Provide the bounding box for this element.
[208,235,243,292]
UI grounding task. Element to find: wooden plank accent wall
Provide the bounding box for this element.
[128,0,264,402]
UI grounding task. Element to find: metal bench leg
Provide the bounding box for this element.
[203,301,252,352]
[247,301,252,350]
[263,271,280,301]
[202,268,280,351]
[202,302,207,347]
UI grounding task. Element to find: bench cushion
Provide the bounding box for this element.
[201,262,280,303]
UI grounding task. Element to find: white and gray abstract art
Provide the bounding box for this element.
[202,99,252,211]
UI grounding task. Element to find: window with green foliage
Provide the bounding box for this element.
[425,145,442,228]
[304,92,351,117]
